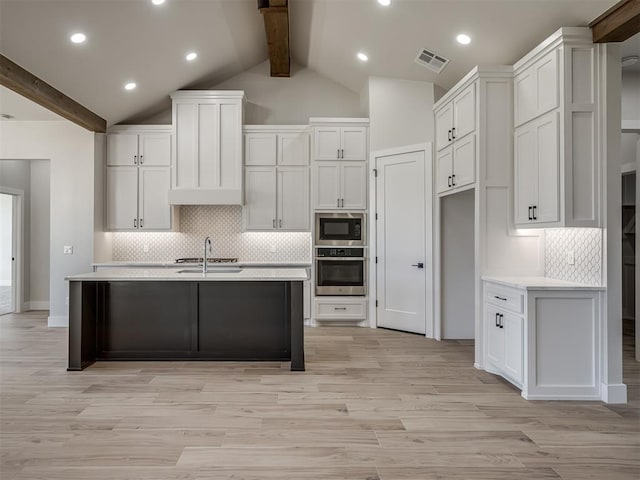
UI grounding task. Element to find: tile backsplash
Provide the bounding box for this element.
[113,206,312,263]
[544,228,603,285]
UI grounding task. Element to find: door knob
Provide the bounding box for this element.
[411,263,424,268]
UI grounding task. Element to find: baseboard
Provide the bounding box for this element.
[26,301,50,311]
[601,383,628,404]
[47,315,68,328]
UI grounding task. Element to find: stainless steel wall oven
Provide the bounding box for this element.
[315,247,366,296]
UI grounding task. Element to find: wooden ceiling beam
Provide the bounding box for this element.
[258,0,290,77]
[0,54,106,133]
[589,0,640,43]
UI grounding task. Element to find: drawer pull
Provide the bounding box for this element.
[334,307,347,310]
[494,295,507,301]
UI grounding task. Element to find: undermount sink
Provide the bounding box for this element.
[177,268,242,274]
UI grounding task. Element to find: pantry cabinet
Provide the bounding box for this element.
[513,28,600,228]
[169,91,245,205]
[313,125,367,161]
[106,126,175,231]
[435,83,475,152]
[243,126,310,231]
[435,134,475,194]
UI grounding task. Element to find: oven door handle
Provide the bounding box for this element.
[315,257,366,261]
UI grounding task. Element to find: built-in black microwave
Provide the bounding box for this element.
[315,213,365,246]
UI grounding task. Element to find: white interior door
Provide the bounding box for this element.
[0,193,14,315]
[376,149,427,334]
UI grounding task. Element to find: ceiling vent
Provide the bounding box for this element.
[414,48,450,74]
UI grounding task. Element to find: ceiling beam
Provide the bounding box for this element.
[589,0,640,43]
[258,0,290,77]
[0,54,106,133]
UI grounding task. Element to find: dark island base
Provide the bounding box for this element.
[68,280,305,372]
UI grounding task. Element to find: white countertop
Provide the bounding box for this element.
[482,275,606,291]
[93,261,312,268]
[67,267,309,282]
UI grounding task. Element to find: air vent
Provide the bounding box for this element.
[414,48,450,74]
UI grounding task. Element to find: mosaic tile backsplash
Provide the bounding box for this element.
[113,206,312,263]
[544,228,603,285]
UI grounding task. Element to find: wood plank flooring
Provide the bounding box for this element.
[1,310,638,479]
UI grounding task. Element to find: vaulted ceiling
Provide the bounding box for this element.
[0,0,621,126]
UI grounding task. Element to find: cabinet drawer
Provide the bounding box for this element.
[486,283,524,314]
[314,298,367,320]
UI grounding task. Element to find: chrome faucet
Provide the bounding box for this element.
[203,236,212,274]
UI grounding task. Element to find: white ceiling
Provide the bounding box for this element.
[0,0,620,125]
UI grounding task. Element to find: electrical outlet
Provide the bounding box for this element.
[567,250,575,265]
[143,244,150,253]
[63,246,73,255]
[270,245,277,253]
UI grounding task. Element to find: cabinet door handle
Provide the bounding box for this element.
[448,176,452,188]
[528,206,532,221]
[334,307,347,310]
[279,219,282,228]
[341,198,344,208]
[140,218,144,228]
[532,205,537,220]
[134,155,138,165]
[273,219,276,228]
[494,295,507,301]
[134,219,137,228]
[452,127,456,139]
[139,155,144,165]
[337,198,340,208]
[495,313,499,327]
[451,174,456,186]
[448,130,452,142]
[337,149,340,159]
[341,149,344,159]
[499,314,504,328]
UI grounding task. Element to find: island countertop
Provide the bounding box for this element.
[482,275,606,291]
[66,267,309,282]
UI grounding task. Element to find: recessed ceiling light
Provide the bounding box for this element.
[70,33,86,44]
[456,34,471,45]
[622,55,639,67]
[377,0,391,6]
[124,82,137,91]
[357,52,369,62]
[152,0,166,5]
[186,52,198,62]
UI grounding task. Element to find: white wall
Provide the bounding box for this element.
[0,121,96,327]
[368,76,436,152]
[29,160,50,308]
[622,72,640,124]
[0,160,31,304]
[143,61,364,125]
[0,194,12,287]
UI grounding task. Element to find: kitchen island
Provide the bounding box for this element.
[66,268,307,372]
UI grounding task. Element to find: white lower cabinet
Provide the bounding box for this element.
[314,297,367,321]
[483,278,604,401]
[107,166,173,231]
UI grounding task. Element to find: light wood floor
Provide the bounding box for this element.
[1,311,638,480]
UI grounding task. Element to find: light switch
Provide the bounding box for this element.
[567,250,575,265]
[63,246,73,255]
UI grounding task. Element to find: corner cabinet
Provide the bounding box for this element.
[169,91,245,205]
[434,83,477,196]
[310,118,369,210]
[513,28,601,228]
[483,278,604,401]
[106,126,176,231]
[243,126,310,231]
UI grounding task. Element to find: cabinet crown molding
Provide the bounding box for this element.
[433,66,513,111]
[513,27,593,73]
[107,125,173,134]
[170,90,246,101]
[309,117,370,126]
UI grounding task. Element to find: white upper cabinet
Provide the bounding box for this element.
[106,126,174,232]
[341,162,367,209]
[435,83,475,152]
[313,125,367,161]
[313,163,341,210]
[243,126,310,231]
[170,91,245,205]
[513,27,600,228]
[312,162,367,210]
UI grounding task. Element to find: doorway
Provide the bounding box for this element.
[0,192,17,315]
[373,144,433,335]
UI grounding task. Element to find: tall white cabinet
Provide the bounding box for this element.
[513,28,601,228]
[243,126,310,231]
[310,118,369,210]
[106,126,176,231]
